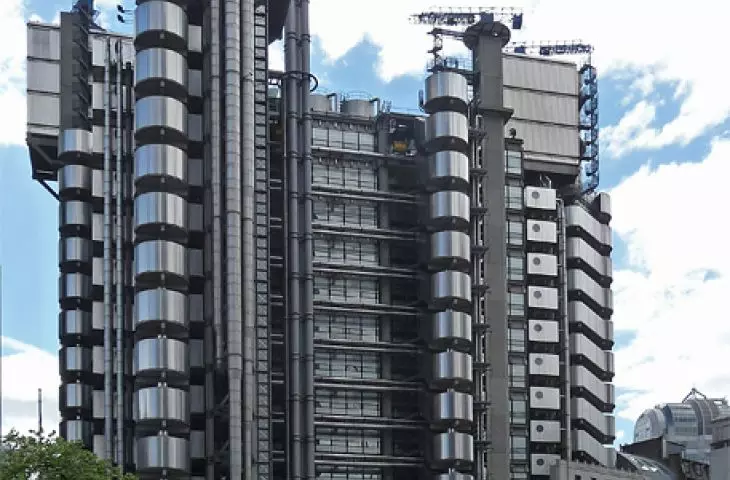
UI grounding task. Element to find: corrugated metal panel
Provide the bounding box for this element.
[28,92,60,129]
[27,24,60,60]
[28,60,60,93]
[505,119,579,159]
[503,54,578,96]
[504,88,578,126]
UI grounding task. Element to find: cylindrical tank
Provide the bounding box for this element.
[133,0,191,476]
[341,98,375,117]
[424,70,475,476]
[310,93,332,112]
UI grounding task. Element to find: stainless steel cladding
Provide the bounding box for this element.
[530,420,561,443]
[340,98,375,117]
[526,219,557,243]
[133,0,190,475]
[424,71,470,115]
[531,454,561,476]
[428,150,470,191]
[565,195,616,460]
[424,70,474,477]
[310,93,333,112]
[425,111,469,153]
[524,186,557,210]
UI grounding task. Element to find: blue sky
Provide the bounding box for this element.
[3,0,730,447]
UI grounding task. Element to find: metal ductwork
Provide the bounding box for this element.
[423,70,475,477]
[133,0,190,476]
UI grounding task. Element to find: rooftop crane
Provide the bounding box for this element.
[411,7,600,194]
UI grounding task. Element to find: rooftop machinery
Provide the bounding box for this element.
[411,7,600,195]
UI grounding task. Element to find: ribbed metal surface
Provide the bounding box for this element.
[133,0,190,474]
[424,71,474,476]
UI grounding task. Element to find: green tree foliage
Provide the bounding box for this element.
[0,429,137,480]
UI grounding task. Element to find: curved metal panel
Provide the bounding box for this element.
[340,99,374,117]
[134,385,189,424]
[569,301,611,344]
[134,144,187,184]
[567,236,612,280]
[425,111,469,152]
[134,240,187,279]
[134,191,187,232]
[565,204,612,248]
[568,269,612,312]
[572,397,615,439]
[432,350,473,386]
[91,169,103,198]
[135,96,187,134]
[433,390,474,427]
[59,237,92,264]
[58,164,92,193]
[424,71,469,114]
[432,270,472,306]
[59,200,92,228]
[429,150,470,188]
[571,365,614,408]
[61,345,93,373]
[59,273,92,299]
[431,310,472,349]
[134,1,187,41]
[570,333,614,376]
[60,382,93,409]
[429,191,470,228]
[135,48,187,87]
[430,230,470,267]
[133,337,188,376]
[134,288,187,328]
[61,419,93,444]
[135,435,189,472]
[58,128,92,154]
[432,431,474,465]
[60,309,92,336]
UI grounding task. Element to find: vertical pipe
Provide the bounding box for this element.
[208,1,222,477]
[211,0,224,369]
[241,1,256,477]
[223,0,244,477]
[284,3,303,478]
[298,1,315,478]
[557,198,573,462]
[114,40,124,469]
[102,38,114,463]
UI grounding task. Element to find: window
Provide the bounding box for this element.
[508,292,524,317]
[507,217,523,246]
[312,158,377,191]
[314,237,378,266]
[510,398,527,425]
[510,435,528,460]
[509,363,526,389]
[507,253,524,282]
[314,314,379,342]
[315,350,380,379]
[506,150,522,175]
[316,389,380,417]
[505,184,523,209]
[313,199,378,227]
[508,327,525,353]
[315,427,381,454]
[314,277,380,304]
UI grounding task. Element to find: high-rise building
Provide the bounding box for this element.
[25,1,616,479]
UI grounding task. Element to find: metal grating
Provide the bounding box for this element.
[253,3,272,479]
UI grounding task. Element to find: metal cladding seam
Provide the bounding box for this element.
[284,2,303,477]
[423,71,475,477]
[222,0,244,477]
[297,0,315,478]
[240,0,257,477]
[132,0,191,475]
[114,39,126,468]
[57,5,94,449]
[102,39,114,463]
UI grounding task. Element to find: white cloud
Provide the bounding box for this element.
[308,0,730,155]
[0,0,28,147]
[1,337,59,437]
[610,136,730,421]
